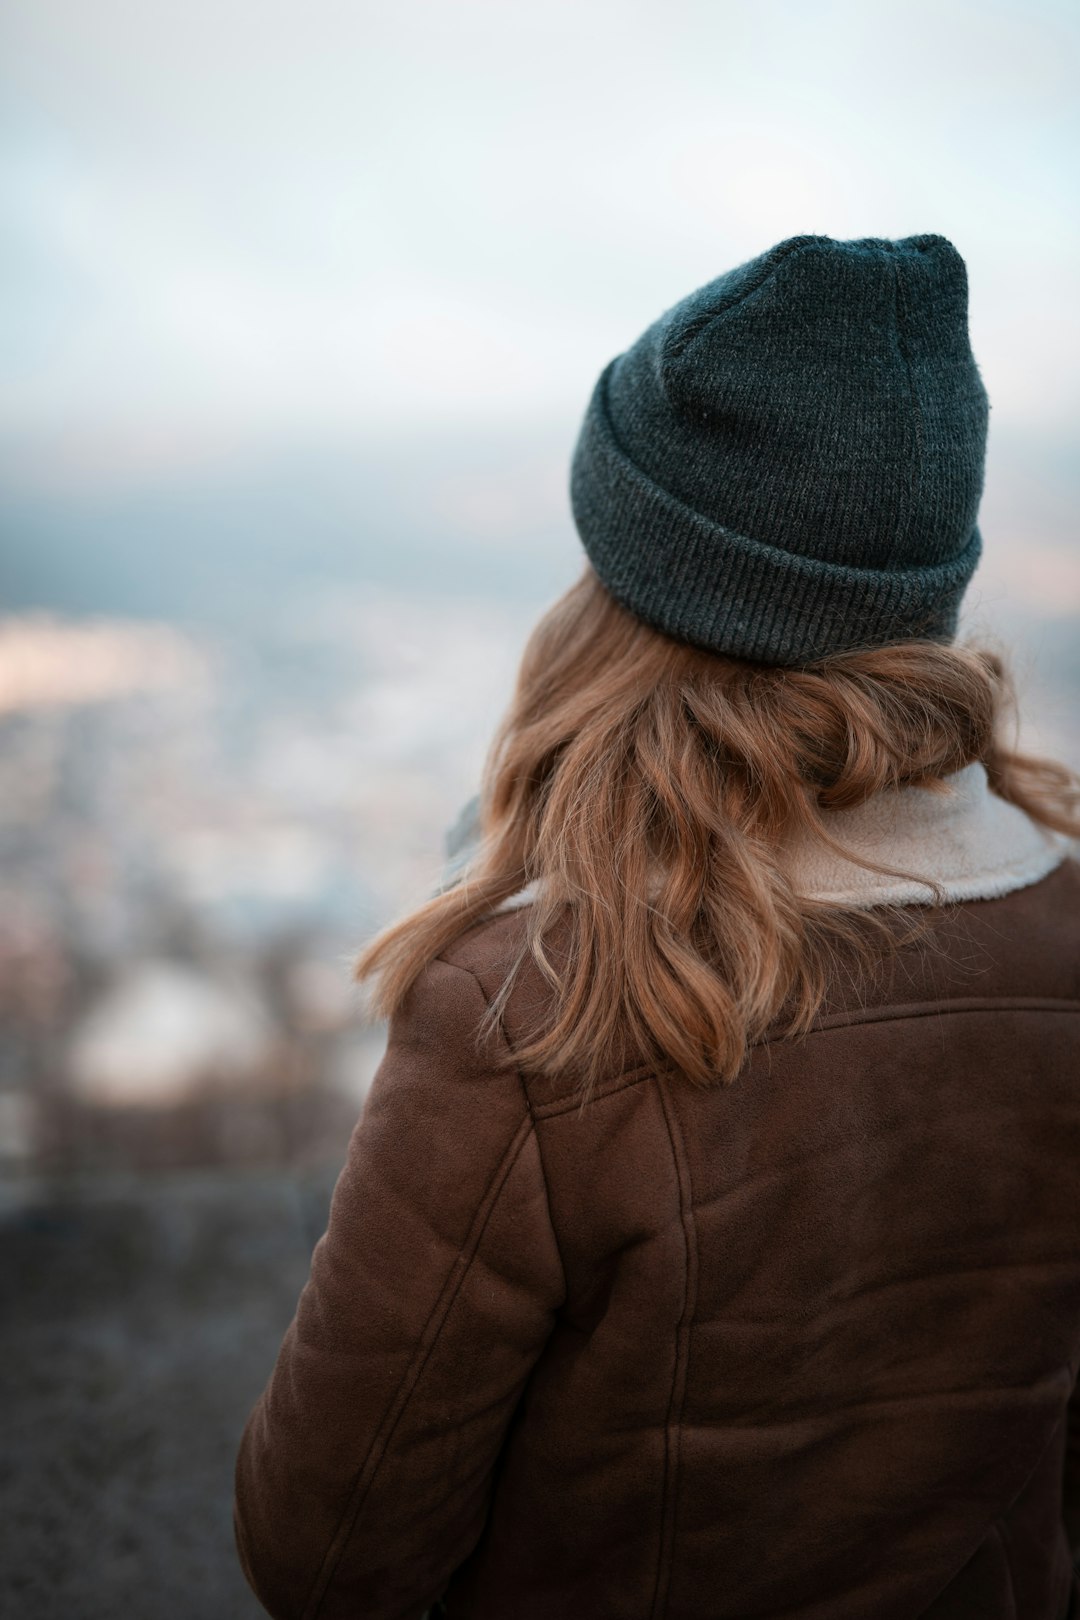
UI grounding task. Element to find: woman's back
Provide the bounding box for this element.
[234,839,1080,1620]
[435,859,1080,1617]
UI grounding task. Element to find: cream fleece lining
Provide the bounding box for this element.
[492,763,1072,915]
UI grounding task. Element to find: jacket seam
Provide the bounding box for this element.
[531,999,1080,1120]
[434,955,570,1309]
[649,1077,699,1620]
[301,1059,535,1619]
[802,996,1080,1038]
[533,1062,660,1119]
[995,1515,1020,1620]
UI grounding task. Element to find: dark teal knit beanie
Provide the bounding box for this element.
[569,233,989,666]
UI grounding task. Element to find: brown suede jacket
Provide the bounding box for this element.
[235,855,1080,1620]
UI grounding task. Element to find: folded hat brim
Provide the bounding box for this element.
[570,360,982,667]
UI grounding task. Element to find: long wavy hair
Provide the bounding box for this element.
[354,564,1079,1099]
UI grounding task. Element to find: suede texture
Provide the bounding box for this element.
[235,860,1080,1619]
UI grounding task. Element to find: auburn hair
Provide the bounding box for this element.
[354,564,1079,1100]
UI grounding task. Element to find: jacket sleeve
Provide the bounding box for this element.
[233,954,565,1620]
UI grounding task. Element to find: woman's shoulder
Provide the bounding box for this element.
[437,902,535,994]
[437,897,573,1013]
[433,900,594,1102]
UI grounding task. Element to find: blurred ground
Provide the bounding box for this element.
[0,1167,337,1620]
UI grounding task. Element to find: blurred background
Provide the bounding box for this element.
[1,1,1078,1614]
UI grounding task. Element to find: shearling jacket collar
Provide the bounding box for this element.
[491,762,1071,915]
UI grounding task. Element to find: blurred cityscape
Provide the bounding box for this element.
[0,569,552,1190]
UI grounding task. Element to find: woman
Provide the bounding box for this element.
[234,234,1080,1619]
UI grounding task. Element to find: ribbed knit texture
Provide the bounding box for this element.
[570,233,990,665]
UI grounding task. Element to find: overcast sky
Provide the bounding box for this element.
[2,0,1077,488]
